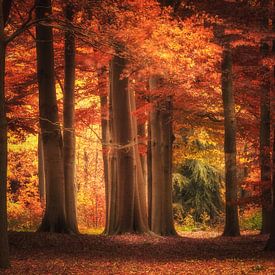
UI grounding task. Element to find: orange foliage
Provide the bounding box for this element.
[5,0,274,230]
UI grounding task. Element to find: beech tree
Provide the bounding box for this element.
[63,2,78,234]
[265,127,275,250]
[259,42,271,234]
[259,0,272,235]
[36,0,68,233]
[146,0,178,235]
[105,51,149,234]
[147,119,152,228]
[0,0,11,269]
[265,8,275,250]
[149,76,176,236]
[221,49,240,237]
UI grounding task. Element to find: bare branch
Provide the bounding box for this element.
[5,4,41,44]
[13,1,36,40]
[196,112,224,123]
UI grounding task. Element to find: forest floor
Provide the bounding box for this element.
[1,230,275,274]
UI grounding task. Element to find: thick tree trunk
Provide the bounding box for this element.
[36,0,68,233]
[137,122,148,220]
[130,88,150,234]
[221,50,240,237]
[105,74,117,234]
[98,67,109,232]
[38,134,46,203]
[149,76,176,236]
[105,53,149,234]
[63,3,78,234]
[0,1,9,268]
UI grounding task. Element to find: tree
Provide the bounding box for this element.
[259,43,271,234]
[63,1,78,234]
[105,51,149,234]
[176,162,223,223]
[97,67,109,232]
[0,0,11,269]
[147,118,152,229]
[36,0,68,233]
[259,0,272,235]
[221,49,240,237]
[173,135,223,224]
[265,128,275,250]
[149,76,176,235]
[265,7,275,250]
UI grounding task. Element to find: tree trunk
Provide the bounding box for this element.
[221,49,240,237]
[259,43,272,234]
[265,127,275,250]
[105,53,149,234]
[36,0,68,233]
[63,2,78,234]
[38,134,46,203]
[265,8,275,250]
[149,76,176,236]
[98,67,109,232]
[100,93,108,192]
[147,119,152,228]
[130,87,150,235]
[137,122,148,220]
[0,1,9,268]
[105,71,117,234]
[259,0,272,234]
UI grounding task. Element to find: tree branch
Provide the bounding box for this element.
[3,0,12,26]
[5,4,43,44]
[13,1,36,40]
[196,112,224,123]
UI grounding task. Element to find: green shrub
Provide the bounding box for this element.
[240,209,262,230]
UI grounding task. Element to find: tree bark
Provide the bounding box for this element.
[130,87,150,235]
[147,118,152,228]
[63,2,78,234]
[105,53,149,234]
[0,0,10,268]
[265,6,275,250]
[149,76,176,236]
[265,127,275,250]
[259,0,272,235]
[259,43,272,234]
[2,0,12,25]
[98,67,109,233]
[38,134,46,203]
[105,70,117,234]
[137,124,147,179]
[36,0,68,233]
[221,49,240,237]
[137,122,148,220]
[100,93,108,194]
